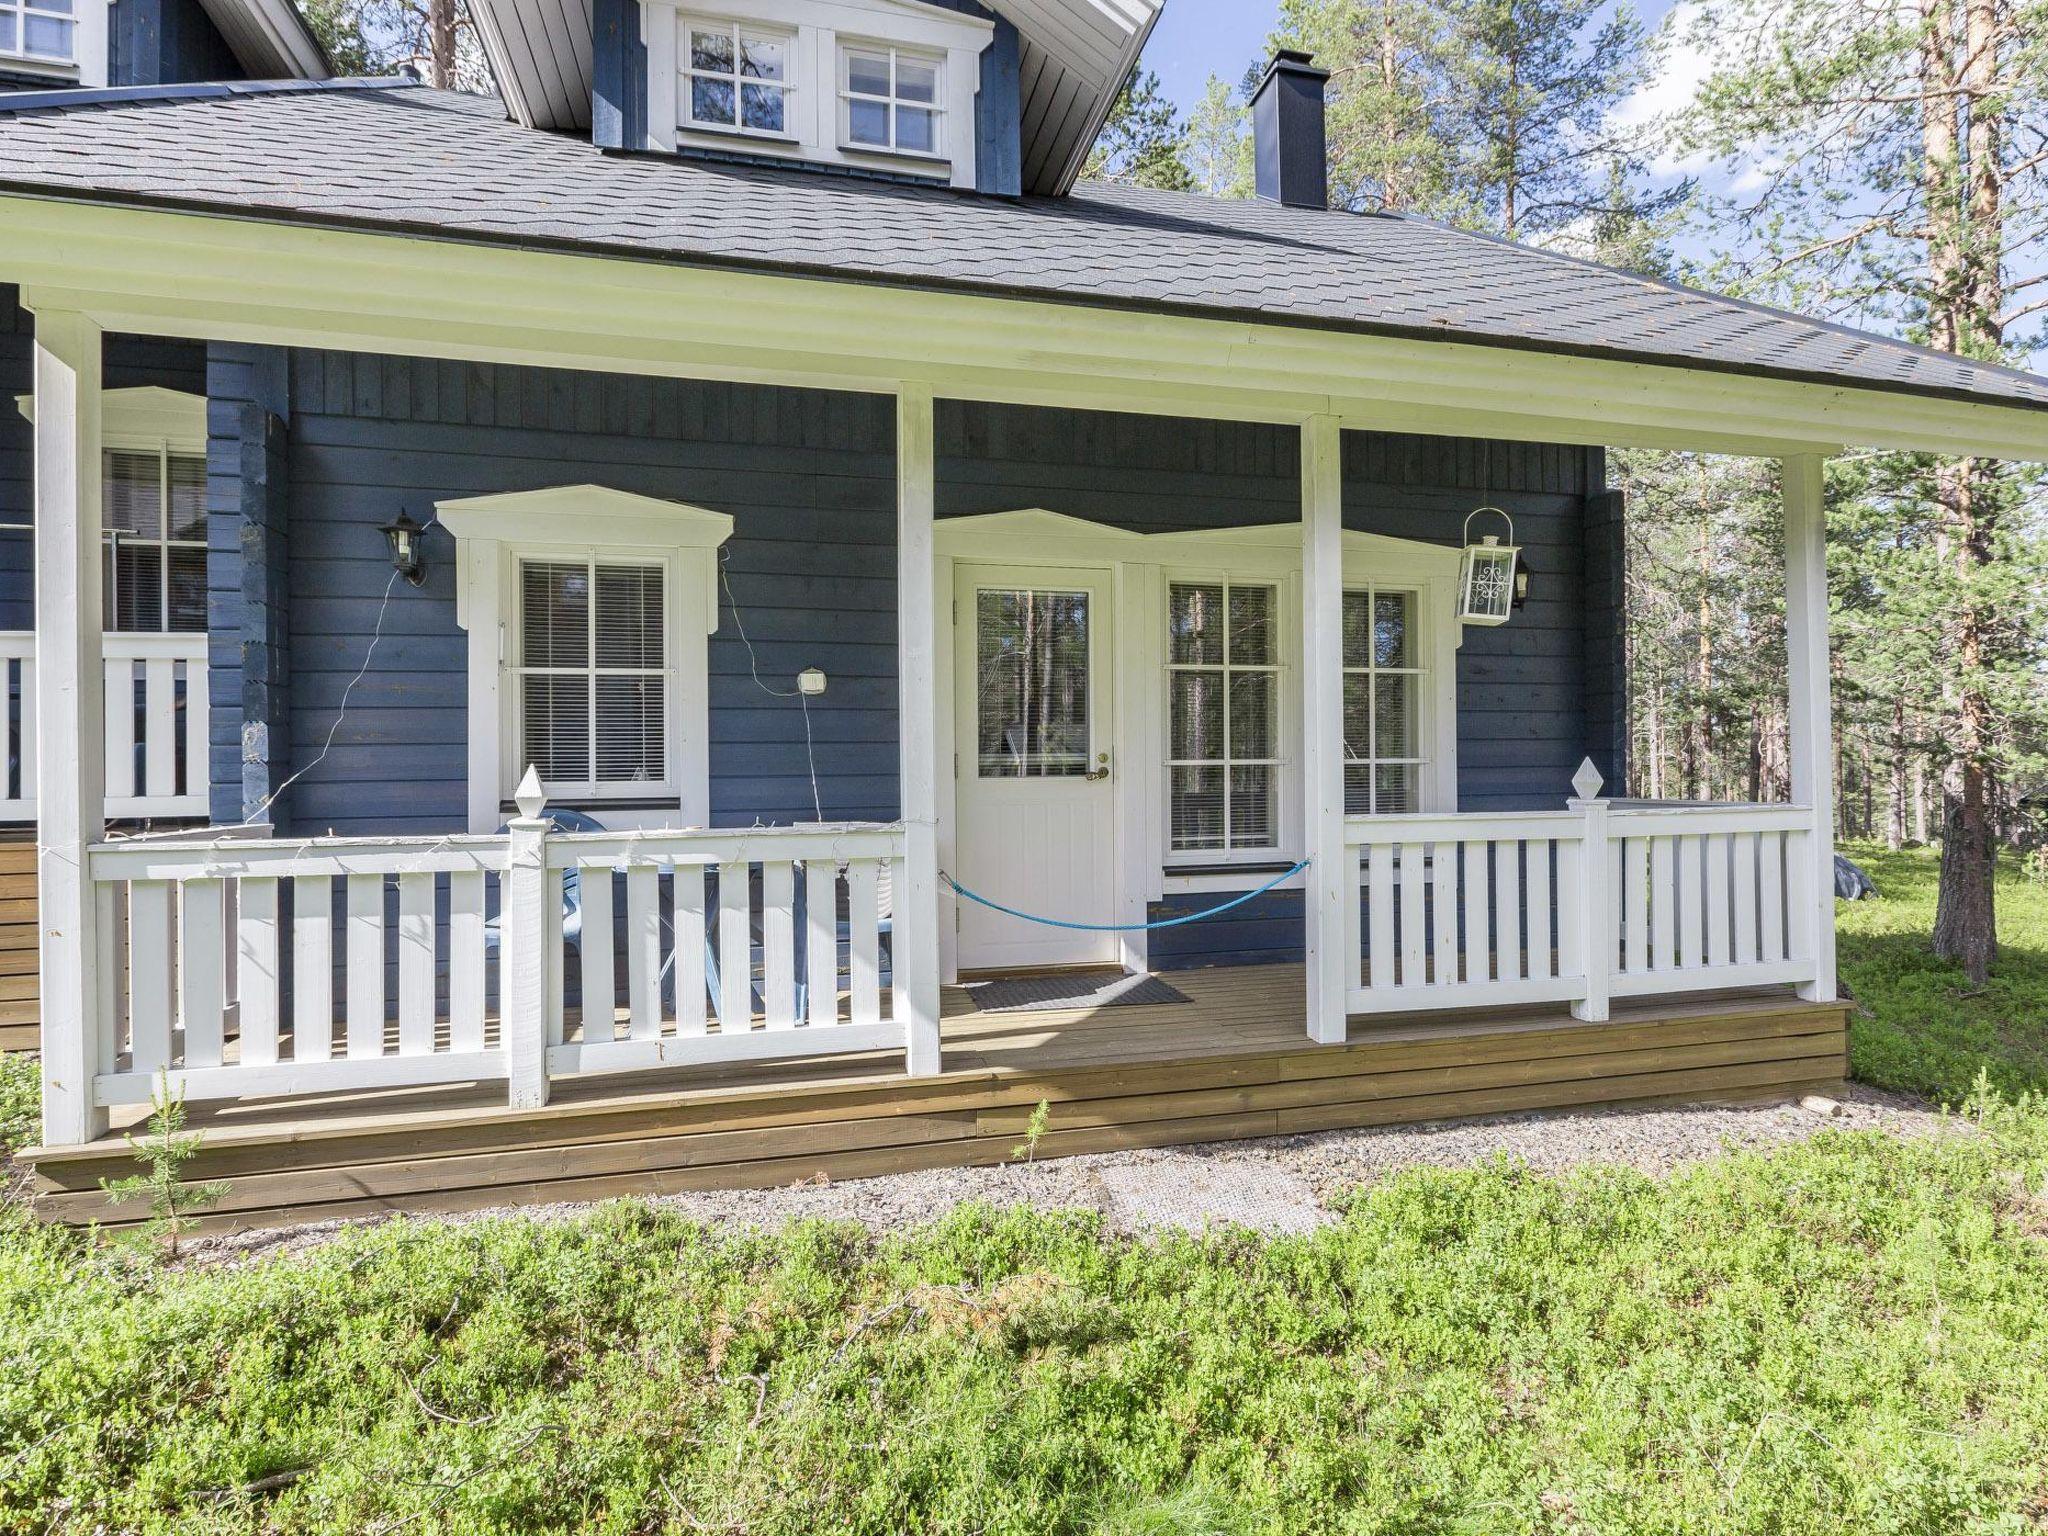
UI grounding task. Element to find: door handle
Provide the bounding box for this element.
[1083,753,1110,781]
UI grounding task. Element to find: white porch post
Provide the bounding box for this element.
[1782,454,1838,1001]
[502,768,552,1108]
[1300,415,1347,1044]
[896,386,943,1076]
[32,310,108,1145]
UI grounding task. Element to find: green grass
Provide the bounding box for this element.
[1,848,2045,1533]
[0,1050,35,1161]
[5,1106,2048,1535]
[1837,841,2048,1103]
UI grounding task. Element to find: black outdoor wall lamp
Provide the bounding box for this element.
[380,509,428,587]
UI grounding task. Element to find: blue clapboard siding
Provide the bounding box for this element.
[0,286,210,630]
[108,0,243,86]
[246,349,898,837]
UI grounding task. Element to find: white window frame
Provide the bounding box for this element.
[639,0,989,188]
[512,551,676,802]
[15,387,208,636]
[440,485,733,832]
[678,12,799,140]
[837,38,945,159]
[1342,582,1434,816]
[1,0,77,67]
[1162,573,1288,865]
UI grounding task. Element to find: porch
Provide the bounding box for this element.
[29,966,1848,1232]
[3,230,1852,1206]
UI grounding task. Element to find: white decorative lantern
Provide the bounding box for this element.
[1459,508,1520,626]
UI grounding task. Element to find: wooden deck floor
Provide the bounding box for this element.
[24,964,1850,1232]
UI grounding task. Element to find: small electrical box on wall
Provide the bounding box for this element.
[797,668,827,696]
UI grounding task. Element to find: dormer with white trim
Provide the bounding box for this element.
[644,0,994,188]
[472,0,1159,198]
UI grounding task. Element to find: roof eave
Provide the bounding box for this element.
[2,186,2044,463]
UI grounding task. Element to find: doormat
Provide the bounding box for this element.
[963,970,1191,1013]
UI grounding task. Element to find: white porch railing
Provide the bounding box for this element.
[1,631,210,823]
[1344,798,1821,1017]
[80,819,911,1111]
[544,825,908,1076]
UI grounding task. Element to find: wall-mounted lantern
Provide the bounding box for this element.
[1512,550,1534,611]
[380,509,428,587]
[1458,507,1519,626]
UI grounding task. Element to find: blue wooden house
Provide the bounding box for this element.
[3,0,2046,1228]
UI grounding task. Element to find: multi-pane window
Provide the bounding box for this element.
[682,18,793,136]
[1342,586,1425,814]
[103,448,206,633]
[518,558,668,795]
[840,44,942,155]
[975,588,1089,777]
[0,0,75,63]
[1167,581,1279,852]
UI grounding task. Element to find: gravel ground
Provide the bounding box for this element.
[183,1084,1956,1265]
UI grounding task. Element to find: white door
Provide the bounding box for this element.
[952,564,1116,971]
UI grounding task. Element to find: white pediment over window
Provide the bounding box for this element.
[436,483,735,547]
[16,385,207,453]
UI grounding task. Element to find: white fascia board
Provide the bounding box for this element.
[7,194,2048,462]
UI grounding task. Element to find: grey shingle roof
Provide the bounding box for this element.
[1,80,2044,413]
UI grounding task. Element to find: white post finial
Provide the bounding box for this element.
[1570,757,1606,803]
[513,766,547,822]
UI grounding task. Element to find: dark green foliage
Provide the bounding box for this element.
[1084,68,1195,192]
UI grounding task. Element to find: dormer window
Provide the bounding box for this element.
[841,43,943,157]
[1,0,76,63]
[682,16,794,138]
[642,0,988,188]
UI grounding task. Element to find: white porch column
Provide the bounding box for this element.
[896,386,943,1076]
[1300,415,1347,1044]
[32,310,108,1145]
[1782,454,1838,1001]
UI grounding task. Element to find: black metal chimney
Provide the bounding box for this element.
[1252,49,1330,209]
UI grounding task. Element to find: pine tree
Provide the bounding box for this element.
[1184,75,1255,200]
[1084,68,1195,192]
[1429,0,1678,239]
[1275,0,1451,212]
[1672,0,2048,983]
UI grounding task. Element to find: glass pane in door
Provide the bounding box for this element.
[975,588,1089,777]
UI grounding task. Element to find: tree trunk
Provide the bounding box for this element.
[1887,693,1907,850]
[429,0,457,88]
[1923,0,2005,986]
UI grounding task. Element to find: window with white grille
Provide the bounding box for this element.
[517,558,670,797]
[103,447,206,633]
[0,0,76,63]
[839,42,943,156]
[1167,580,1280,853]
[681,16,795,136]
[1343,586,1426,814]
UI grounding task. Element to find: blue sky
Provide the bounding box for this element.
[1139,0,1688,143]
[1140,3,1278,115]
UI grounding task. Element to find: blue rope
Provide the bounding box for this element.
[941,860,1308,932]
